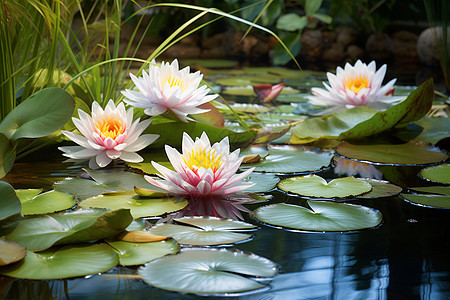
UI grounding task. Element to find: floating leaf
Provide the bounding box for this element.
[4,208,132,251]
[138,248,278,295]
[0,87,75,141]
[419,164,450,184]
[240,145,270,159]
[0,181,21,221]
[413,117,450,144]
[356,179,403,198]
[0,243,118,279]
[181,59,239,69]
[149,216,256,246]
[253,201,382,232]
[54,168,164,199]
[0,239,26,266]
[80,192,188,219]
[242,172,280,193]
[278,174,372,198]
[117,230,168,243]
[337,142,448,166]
[401,193,450,209]
[107,239,179,266]
[134,186,171,198]
[240,145,333,173]
[16,189,76,215]
[409,186,450,196]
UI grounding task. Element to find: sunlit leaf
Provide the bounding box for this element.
[107,239,179,266]
[4,208,132,251]
[409,186,450,196]
[16,189,76,215]
[278,174,372,198]
[253,201,383,231]
[356,179,403,198]
[419,164,450,184]
[0,239,26,266]
[240,145,333,173]
[148,216,256,246]
[242,172,280,193]
[401,193,450,209]
[0,180,21,221]
[138,248,278,295]
[337,142,448,166]
[0,88,75,141]
[80,192,188,219]
[0,243,118,279]
[117,230,168,243]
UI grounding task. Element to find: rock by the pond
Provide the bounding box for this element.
[366,33,394,60]
[417,27,450,65]
[392,31,419,61]
[300,29,323,62]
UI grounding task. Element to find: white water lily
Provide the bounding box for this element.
[59,100,158,169]
[121,59,217,122]
[145,132,255,198]
[307,60,404,113]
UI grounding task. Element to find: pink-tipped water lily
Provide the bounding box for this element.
[253,83,285,103]
[145,132,255,198]
[59,100,158,169]
[307,60,404,113]
[121,59,218,122]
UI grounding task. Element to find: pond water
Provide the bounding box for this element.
[2,149,449,300]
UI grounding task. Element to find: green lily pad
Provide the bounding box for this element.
[240,145,333,174]
[413,117,450,144]
[0,181,21,221]
[242,172,280,193]
[4,208,132,251]
[54,168,165,199]
[409,186,450,196]
[337,142,448,166]
[107,238,179,266]
[240,145,270,159]
[148,216,256,246]
[181,59,239,69]
[16,189,76,215]
[230,103,272,113]
[0,243,118,279]
[356,179,403,199]
[80,192,188,219]
[419,164,450,184]
[278,174,372,198]
[127,152,174,175]
[138,248,278,295]
[0,239,26,266]
[253,201,383,232]
[401,193,450,209]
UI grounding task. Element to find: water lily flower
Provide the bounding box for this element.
[253,83,285,103]
[121,59,218,122]
[59,100,158,169]
[307,60,404,113]
[145,132,255,198]
[334,157,383,180]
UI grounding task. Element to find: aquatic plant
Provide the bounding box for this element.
[59,100,158,169]
[145,132,255,198]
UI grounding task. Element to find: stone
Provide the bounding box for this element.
[365,33,394,60]
[299,29,323,62]
[392,31,419,60]
[321,43,346,62]
[417,27,450,65]
[336,27,357,48]
[346,45,365,60]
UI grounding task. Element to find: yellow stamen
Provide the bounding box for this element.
[183,148,223,172]
[95,117,124,140]
[167,75,184,90]
[345,76,369,94]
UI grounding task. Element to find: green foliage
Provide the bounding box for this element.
[0,181,21,221]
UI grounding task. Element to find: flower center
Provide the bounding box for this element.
[95,117,124,140]
[345,76,369,94]
[167,75,184,90]
[184,148,223,172]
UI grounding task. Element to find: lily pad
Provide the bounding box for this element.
[54,168,165,199]
[419,164,450,184]
[409,186,450,196]
[278,174,372,198]
[355,179,403,199]
[0,239,26,266]
[0,243,118,279]
[107,238,179,266]
[16,189,76,215]
[253,201,383,232]
[80,192,188,219]
[138,248,278,295]
[336,142,448,166]
[0,181,21,221]
[401,193,450,209]
[413,117,450,144]
[240,145,333,174]
[4,208,132,251]
[242,172,280,193]
[148,216,256,246]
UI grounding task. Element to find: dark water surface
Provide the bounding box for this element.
[2,149,449,300]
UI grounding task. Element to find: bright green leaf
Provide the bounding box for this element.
[419,164,450,184]
[0,180,21,221]
[17,189,76,215]
[401,193,450,209]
